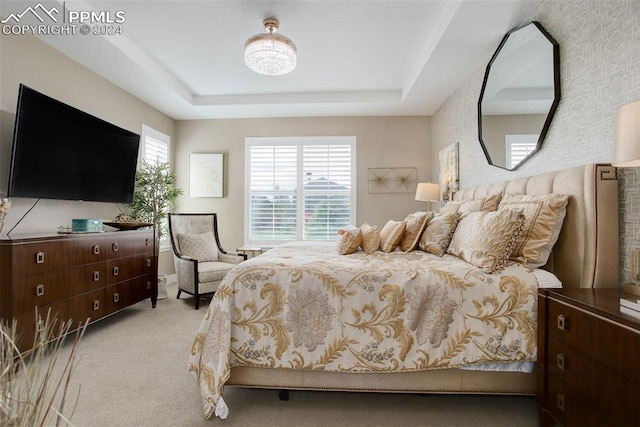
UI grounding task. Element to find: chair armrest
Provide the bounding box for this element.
[220,252,246,264]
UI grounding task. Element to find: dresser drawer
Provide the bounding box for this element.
[19,288,106,350]
[105,253,154,285]
[105,275,155,315]
[547,297,640,378]
[16,237,105,274]
[104,233,153,260]
[18,263,105,309]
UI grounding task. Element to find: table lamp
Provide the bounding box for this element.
[415,182,440,211]
[613,100,640,167]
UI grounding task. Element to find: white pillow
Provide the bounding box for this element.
[176,232,219,262]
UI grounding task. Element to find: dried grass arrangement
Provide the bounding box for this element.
[1,311,86,426]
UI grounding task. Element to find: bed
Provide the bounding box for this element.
[188,163,618,419]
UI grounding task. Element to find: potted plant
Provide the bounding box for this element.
[123,161,183,299]
[126,160,183,239]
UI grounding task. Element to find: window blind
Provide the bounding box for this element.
[246,137,356,245]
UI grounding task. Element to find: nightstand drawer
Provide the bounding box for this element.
[547,375,608,427]
[548,336,632,421]
[548,297,640,378]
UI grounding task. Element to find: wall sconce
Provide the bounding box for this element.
[613,100,640,167]
[415,182,440,211]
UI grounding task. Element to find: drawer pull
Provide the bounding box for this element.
[93,300,100,311]
[557,394,565,412]
[146,259,152,267]
[145,238,151,246]
[556,353,566,370]
[92,245,100,255]
[35,284,45,297]
[113,266,119,276]
[113,293,120,303]
[146,281,151,290]
[36,251,45,264]
[557,314,567,331]
[92,271,100,282]
[112,242,119,252]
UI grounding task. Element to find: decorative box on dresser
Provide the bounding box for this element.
[0,229,157,352]
[537,288,640,427]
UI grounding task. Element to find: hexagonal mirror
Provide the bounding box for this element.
[478,21,560,171]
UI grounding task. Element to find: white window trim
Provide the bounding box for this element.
[245,136,357,246]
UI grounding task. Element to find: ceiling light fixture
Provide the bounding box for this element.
[244,17,297,76]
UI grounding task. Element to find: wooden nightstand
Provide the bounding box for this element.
[537,288,640,426]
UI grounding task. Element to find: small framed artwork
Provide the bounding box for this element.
[368,167,417,193]
[190,153,224,198]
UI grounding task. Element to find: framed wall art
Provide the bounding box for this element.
[190,153,224,198]
[368,167,417,194]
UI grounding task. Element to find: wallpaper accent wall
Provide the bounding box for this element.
[432,0,640,285]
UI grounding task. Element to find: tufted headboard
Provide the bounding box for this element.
[453,163,618,289]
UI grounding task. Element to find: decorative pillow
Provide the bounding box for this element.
[440,201,461,215]
[482,193,503,212]
[418,212,461,256]
[337,225,362,255]
[360,223,381,254]
[498,193,570,268]
[399,211,435,252]
[441,194,502,215]
[447,209,525,273]
[176,232,218,262]
[379,220,406,253]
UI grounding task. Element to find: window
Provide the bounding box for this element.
[140,125,171,249]
[245,137,356,246]
[141,124,170,166]
[506,134,539,169]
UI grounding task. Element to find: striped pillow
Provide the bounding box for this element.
[379,220,406,253]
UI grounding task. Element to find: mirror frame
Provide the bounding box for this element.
[477,21,560,171]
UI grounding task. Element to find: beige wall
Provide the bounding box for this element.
[174,116,432,252]
[0,33,175,246]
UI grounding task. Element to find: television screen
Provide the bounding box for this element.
[7,84,140,203]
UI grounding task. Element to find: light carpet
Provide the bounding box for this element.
[49,282,538,426]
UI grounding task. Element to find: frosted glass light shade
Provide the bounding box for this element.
[613,100,640,167]
[244,18,297,76]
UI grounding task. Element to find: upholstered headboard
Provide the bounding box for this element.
[453,163,618,289]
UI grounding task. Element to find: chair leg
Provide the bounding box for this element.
[195,295,200,310]
[177,289,182,299]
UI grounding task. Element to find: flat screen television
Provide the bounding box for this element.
[7,84,140,203]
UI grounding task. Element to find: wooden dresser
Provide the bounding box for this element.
[537,288,640,426]
[0,229,157,351]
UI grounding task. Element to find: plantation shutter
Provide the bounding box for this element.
[506,134,538,169]
[246,137,356,246]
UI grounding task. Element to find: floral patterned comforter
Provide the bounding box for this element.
[188,241,538,419]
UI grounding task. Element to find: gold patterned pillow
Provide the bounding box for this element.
[399,211,435,252]
[418,212,461,256]
[379,220,406,253]
[447,209,525,273]
[337,225,362,255]
[176,232,219,262]
[360,223,381,254]
[499,193,570,268]
[482,193,502,212]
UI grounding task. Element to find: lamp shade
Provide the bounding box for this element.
[415,182,440,202]
[613,100,640,167]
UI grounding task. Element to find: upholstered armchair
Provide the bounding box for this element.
[168,213,246,309]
